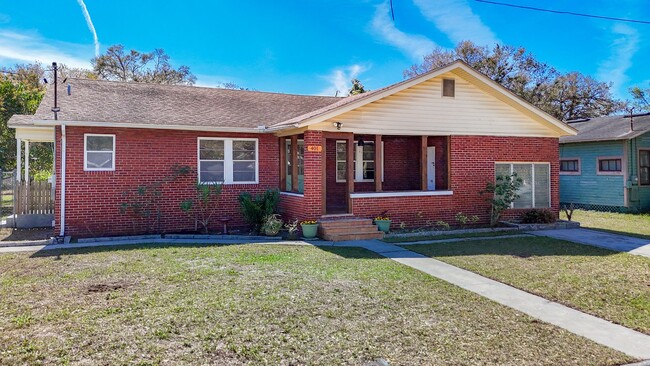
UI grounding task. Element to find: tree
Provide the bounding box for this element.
[404,41,622,120]
[0,64,48,172]
[349,78,367,95]
[92,45,196,85]
[629,85,650,113]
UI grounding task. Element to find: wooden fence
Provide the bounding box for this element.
[14,181,54,215]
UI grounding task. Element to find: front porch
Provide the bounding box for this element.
[278,130,452,224]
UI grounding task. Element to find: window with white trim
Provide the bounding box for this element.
[336,141,383,182]
[597,157,622,174]
[495,163,550,208]
[198,138,257,184]
[560,158,580,174]
[84,134,115,171]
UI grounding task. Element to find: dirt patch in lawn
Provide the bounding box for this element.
[0,227,52,242]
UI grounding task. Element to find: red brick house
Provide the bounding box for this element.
[9,61,576,239]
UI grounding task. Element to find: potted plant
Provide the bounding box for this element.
[300,220,319,239]
[374,216,392,233]
[284,219,299,240]
[261,214,283,236]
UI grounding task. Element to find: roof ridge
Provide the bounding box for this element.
[63,77,341,99]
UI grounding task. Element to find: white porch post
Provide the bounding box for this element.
[24,140,30,183]
[16,138,22,182]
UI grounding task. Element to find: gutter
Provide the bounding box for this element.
[31,120,270,134]
[59,124,66,238]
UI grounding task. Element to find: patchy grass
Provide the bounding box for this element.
[383,230,522,243]
[562,209,650,239]
[404,237,650,335]
[0,244,633,365]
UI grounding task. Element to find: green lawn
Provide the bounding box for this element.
[0,244,632,365]
[383,229,522,243]
[561,209,650,239]
[403,237,650,335]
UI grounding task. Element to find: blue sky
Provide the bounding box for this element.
[0,1,647,99]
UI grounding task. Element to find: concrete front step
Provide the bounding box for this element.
[318,217,383,241]
[322,231,384,241]
[318,218,373,228]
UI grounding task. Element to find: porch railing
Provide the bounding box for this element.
[14,180,54,215]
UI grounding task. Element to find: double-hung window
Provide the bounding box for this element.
[495,163,550,208]
[84,134,115,171]
[336,141,382,182]
[198,138,257,184]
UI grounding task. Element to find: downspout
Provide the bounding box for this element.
[59,124,66,238]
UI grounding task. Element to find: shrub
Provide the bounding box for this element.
[480,173,523,227]
[521,209,556,224]
[180,183,223,233]
[261,214,283,236]
[238,189,280,233]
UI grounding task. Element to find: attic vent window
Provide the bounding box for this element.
[442,79,455,97]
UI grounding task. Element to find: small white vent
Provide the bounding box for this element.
[442,79,455,97]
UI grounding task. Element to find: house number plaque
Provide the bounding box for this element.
[307,145,322,152]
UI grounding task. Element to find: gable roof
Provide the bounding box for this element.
[270,60,577,137]
[9,78,338,131]
[560,113,650,144]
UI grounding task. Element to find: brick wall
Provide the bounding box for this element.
[55,126,279,237]
[351,135,560,227]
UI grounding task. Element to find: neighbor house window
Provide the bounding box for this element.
[597,157,622,175]
[84,134,115,171]
[560,158,580,175]
[640,150,650,185]
[495,163,550,208]
[198,138,257,184]
[336,141,383,182]
[442,79,455,97]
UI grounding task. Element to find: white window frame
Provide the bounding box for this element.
[495,162,551,208]
[198,137,258,184]
[336,140,384,183]
[84,133,115,172]
[596,156,623,176]
[559,157,581,175]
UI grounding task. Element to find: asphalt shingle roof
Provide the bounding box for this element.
[9,78,340,129]
[560,114,650,144]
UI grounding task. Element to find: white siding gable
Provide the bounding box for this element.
[312,71,561,137]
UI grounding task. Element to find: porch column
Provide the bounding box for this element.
[16,138,21,182]
[291,135,298,192]
[420,136,427,191]
[24,140,30,183]
[375,135,382,192]
[346,135,355,211]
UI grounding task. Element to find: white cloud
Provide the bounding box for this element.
[596,24,640,98]
[0,30,93,69]
[76,0,100,57]
[370,1,437,60]
[413,0,499,46]
[318,64,368,97]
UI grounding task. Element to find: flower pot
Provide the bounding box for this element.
[375,219,391,233]
[301,223,319,239]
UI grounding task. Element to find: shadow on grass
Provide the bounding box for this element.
[28,241,385,260]
[401,236,619,258]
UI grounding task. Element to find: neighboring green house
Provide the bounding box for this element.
[560,113,650,212]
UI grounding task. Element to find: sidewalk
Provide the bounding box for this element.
[530,228,650,258]
[345,240,650,360]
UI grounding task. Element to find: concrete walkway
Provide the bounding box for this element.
[2,236,649,360]
[337,240,650,360]
[530,228,650,258]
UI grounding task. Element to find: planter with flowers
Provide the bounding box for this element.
[374,216,392,233]
[300,220,319,239]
